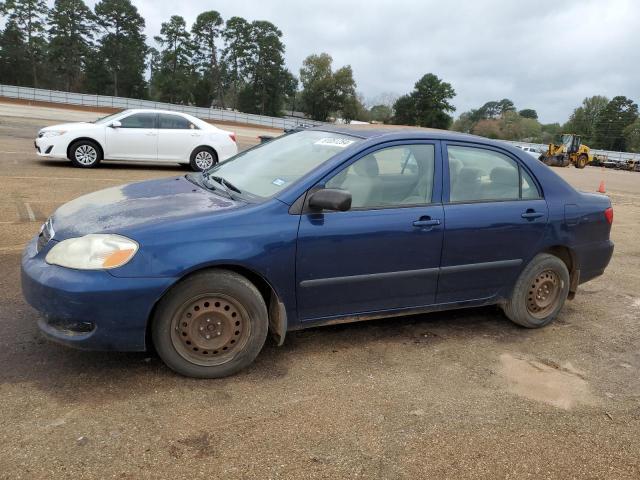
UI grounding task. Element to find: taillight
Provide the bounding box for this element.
[604,207,613,225]
[229,133,236,143]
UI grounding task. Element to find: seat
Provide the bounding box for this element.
[487,166,518,199]
[340,155,380,208]
[451,167,482,202]
[400,147,435,204]
[449,157,463,181]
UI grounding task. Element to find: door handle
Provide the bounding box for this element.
[521,210,544,219]
[191,133,200,137]
[145,132,157,136]
[413,217,441,227]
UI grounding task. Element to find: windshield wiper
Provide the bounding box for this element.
[200,171,239,199]
[210,175,242,194]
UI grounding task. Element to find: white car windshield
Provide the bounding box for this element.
[93,112,125,125]
[203,130,362,198]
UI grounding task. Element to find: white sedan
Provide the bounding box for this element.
[516,145,542,158]
[35,109,238,171]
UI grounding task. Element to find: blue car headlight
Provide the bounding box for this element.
[45,234,138,270]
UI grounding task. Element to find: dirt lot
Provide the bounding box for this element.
[1,105,639,479]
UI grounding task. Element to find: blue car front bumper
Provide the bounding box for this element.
[21,237,176,351]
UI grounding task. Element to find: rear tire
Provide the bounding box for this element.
[575,154,588,169]
[189,146,218,172]
[69,140,102,168]
[502,254,570,328]
[151,269,268,378]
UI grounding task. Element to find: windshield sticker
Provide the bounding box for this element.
[314,137,355,148]
[272,178,286,186]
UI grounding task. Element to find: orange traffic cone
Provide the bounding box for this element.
[597,180,606,193]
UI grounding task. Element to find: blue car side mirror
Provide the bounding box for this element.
[308,188,352,212]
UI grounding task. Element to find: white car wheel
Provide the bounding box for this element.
[75,145,97,165]
[190,147,218,172]
[69,141,101,168]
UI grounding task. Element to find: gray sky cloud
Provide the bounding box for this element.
[87,0,639,123]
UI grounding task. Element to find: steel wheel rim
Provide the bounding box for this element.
[194,151,214,170]
[170,293,251,366]
[75,145,97,165]
[526,269,562,318]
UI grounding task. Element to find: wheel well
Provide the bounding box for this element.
[543,245,573,272]
[145,264,285,351]
[67,137,104,160]
[542,245,578,299]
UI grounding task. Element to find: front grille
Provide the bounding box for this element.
[37,218,54,252]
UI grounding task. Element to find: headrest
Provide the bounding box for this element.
[354,155,379,177]
[458,167,482,182]
[490,167,517,185]
[449,157,463,177]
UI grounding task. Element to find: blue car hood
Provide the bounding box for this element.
[51,176,240,239]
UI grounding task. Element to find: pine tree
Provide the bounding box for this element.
[191,10,224,108]
[392,74,456,128]
[222,16,252,110]
[2,0,49,87]
[90,0,147,97]
[47,0,94,91]
[245,20,289,116]
[0,19,30,85]
[151,15,195,104]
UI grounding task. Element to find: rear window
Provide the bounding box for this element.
[448,145,541,202]
[159,114,195,130]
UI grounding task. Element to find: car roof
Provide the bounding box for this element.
[309,124,492,143]
[123,108,194,117]
[307,123,549,175]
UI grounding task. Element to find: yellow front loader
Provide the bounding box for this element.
[539,134,593,169]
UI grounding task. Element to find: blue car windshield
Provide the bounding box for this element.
[204,130,362,198]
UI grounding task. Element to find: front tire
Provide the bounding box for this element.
[151,270,269,378]
[502,253,570,328]
[189,146,218,172]
[575,154,588,169]
[69,140,102,168]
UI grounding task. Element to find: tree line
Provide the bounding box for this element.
[450,94,639,152]
[563,96,639,152]
[0,0,362,119]
[452,98,557,144]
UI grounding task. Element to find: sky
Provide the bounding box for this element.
[83,0,639,123]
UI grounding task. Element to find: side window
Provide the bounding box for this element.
[448,145,540,202]
[326,144,435,209]
[158,114,195,130]
[119,113,156,129]
[521,169,541,199]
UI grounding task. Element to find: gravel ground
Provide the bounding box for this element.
[0,105,639,479]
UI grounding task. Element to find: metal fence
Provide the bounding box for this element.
[0,84,325,131]
[2,84,639,161]
[502,140,640,163]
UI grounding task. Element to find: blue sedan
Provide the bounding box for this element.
[21,127,614,377]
